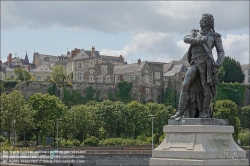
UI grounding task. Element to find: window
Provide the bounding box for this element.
[89,76,94,82]
[132,76,135,80]
[155,72,160,79]
[78,62,82,69]
[90,60,94,65]
[156,81,161,86]
[248,70,250,76]
[77,73,82,81]
[146,88,150,94]
[90,69,94,74]
[145,75,149,83]
[10,75,14,79]
[98,76,103,82]
[47,76,50,80]
[37,76,41,81]
[106,76,110,83]
[101,65,108,74]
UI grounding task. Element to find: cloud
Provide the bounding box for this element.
[101,33,249,65]
[222,34,249,65]
[1,1,249,33]
[100,32,187,63]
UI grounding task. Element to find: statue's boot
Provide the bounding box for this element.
[199,94,212,118]
[170,92,189,119]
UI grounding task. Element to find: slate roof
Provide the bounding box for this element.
[164,64,187,77]
[37,53,58,62]
[34,64,51,71]
[85,50,101,58]
[114,61,146,75]
[241,64,250,70]
[101,55,124,63]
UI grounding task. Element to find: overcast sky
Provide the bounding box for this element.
[1,1,249,65]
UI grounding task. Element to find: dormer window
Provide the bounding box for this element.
[44,57,49,61]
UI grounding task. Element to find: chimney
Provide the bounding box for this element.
[91,46,95,57]
[8,53,12,63]
[28,65,31,71]
[138,58,141,65]
[67,51,70,56]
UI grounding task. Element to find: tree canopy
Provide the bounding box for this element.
[52,65,65,82]
[14,68,31,81]
[218,56,244,83]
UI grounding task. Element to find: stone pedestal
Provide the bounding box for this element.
[149,118,249,166]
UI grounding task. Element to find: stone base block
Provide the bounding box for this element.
[149,118,249,166]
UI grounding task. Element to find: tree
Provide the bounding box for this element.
[0,90,34,143]
[238,106,250,130]
[126,101,149,139]
[219,56,244,83]
[163,83,179,109]
[117,81,132,103]
[14,68,31,81]
[97,100,128,138]
[146,102,175,144]
[213,100,241,140]
[52,65,65,82]
[28,93,66,146]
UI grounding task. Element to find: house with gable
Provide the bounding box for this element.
[66,46,122,83]
[114,59,164,102]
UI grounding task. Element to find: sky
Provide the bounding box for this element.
[1,1,249,65]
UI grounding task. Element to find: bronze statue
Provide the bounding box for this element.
[171,13,225,119]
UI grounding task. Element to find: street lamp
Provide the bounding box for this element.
[148,115,155,151]
[56,119,61,147]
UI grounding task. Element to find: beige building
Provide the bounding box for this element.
[114,59,164,102]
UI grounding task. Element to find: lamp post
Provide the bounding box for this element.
[56,119,61,147]
[148,115,155,151]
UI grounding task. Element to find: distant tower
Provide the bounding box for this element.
[24,51,29,64]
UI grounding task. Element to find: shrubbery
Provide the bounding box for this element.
[238,129,250,146]
[99,138,150,146]
[60,139,81,147]
[82,136,99,146]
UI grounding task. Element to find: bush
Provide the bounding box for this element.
[99,138,150,146]
[70,139,80,146]
[238,129,250,146]
[238,105,250,129]
[82,136,99,146]
[60,139,70,146]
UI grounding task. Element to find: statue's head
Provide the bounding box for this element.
[200,13,214,31]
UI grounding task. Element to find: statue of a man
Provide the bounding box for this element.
[171,13,225,119]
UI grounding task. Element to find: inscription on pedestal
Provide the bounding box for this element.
[164,134,195,150]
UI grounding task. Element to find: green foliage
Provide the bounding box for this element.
[2,80,19,89]
[108,92,116,101]
[0,90,34,143]
[0,135,7,142]
[219,56,244,83]
[28,93,66,146]
[99,138,150,146]
[47,83,57,96]
[60,139,80,146]
[218,66,225,82]
[52,65,65,82]
[146,102,175,144]
[163,84,179,109]
[62,86,84,108]
[126,101,149,139]
[238,106,250,129]
[84,86,95,103]
[117,81,132,103]
[214,100,241,140]
[217,82,246,106]
[238,129,250,146]
[97,100,128,138]
[14,68,31,81]
[83,136,99,146]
